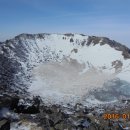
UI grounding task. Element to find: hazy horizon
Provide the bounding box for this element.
[0,0,130,47]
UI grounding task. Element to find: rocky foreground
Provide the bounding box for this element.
[0,93,130,130]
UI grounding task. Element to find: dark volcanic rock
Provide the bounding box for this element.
[16,105,40,114]
[0,95,19,108]
[0,119,10,130]
[70,38,74,42]
[64,33,74,37]
[16,96,41,114]
[87,36,130,59]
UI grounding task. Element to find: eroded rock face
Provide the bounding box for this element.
[112,60,123,73]
[87,36,130,59]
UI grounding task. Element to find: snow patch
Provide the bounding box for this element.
[29,59,114,105]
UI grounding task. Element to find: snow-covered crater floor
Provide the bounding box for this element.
[28,58,129,106]
[29,59,130,105]
[16,34,130,106]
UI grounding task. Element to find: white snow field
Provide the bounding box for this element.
[17,34,130,105]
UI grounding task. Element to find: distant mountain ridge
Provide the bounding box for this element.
[3,33,130,59]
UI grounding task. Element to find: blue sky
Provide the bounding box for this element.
[0,0,130,47]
